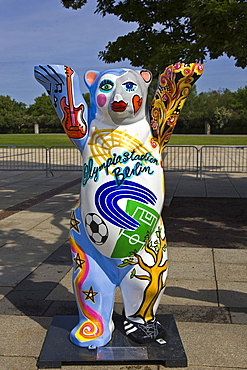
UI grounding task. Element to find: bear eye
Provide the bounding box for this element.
[99,79,114,92]
[123,81,137,92]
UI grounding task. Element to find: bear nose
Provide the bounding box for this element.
[113,93,123,102]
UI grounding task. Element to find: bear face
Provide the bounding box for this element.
[85,68,152,126]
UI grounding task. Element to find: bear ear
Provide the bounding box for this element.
[140,70,152,83]
[84,70,100,88]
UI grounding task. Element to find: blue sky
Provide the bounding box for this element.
[0,0,246,106]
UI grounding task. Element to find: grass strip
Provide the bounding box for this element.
[0,134,247,146]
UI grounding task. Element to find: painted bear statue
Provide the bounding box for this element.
[34,63,203,348]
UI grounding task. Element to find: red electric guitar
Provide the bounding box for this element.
[60,66,87,139]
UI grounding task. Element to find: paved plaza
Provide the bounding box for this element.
[0,169,246,369]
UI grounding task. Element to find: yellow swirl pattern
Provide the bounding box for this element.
[151,63,204,152]
[88,128,151,166]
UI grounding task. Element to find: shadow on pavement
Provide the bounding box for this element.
[164,197,247,249]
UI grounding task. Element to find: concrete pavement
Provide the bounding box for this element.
[0,170,246,370]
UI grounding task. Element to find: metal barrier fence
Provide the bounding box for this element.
[49,146,82,173]
[162,145,199,177]
[1,145,246,177]
[200,145,247,178]
[0,145,48,173]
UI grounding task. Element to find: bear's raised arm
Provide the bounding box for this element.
[150,63,204,152]
[34,65,88,150]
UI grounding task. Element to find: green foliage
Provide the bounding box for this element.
[61,0,247,72]
[83,93,91,108]
[0,84,246,135]
[178,86,247,134]
[118,258,132,268]
[130,269,136,279]
[62,0,87,10]
[230,86,247,114]
[187,0,247,68]
[0,92,92,134]
[0,95,27,134]
[27,94,62,133]
[0,93,63,135]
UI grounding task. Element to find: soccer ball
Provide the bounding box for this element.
[85,213,109,245]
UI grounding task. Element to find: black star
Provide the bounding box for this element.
[73,253,85,271]
[82,286,98,303]
[70,211,80,233]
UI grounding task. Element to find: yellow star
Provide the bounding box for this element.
[70,210,80,233]
[73,253,85,271]
[82,286,98,303]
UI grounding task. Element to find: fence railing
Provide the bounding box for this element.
[162,145,199,177]
[0,145,48,174]
[49,146,82,172]
[200,145,247,178]
[0,145,246,177]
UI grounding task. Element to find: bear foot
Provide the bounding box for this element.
[70,319,115,348]
[123,318,167,345]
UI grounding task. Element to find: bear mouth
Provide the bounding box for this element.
[111,101,128,112]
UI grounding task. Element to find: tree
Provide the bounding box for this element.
[195,89,234,132]
[27,93,62,133]
[118,229,168,322]
[230,86,247,115]
[178,86,247,134]
[61,0,247,73]
[0,95,27,134]
[226,86,247,133]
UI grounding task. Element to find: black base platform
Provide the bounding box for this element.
[38,313,187,368]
